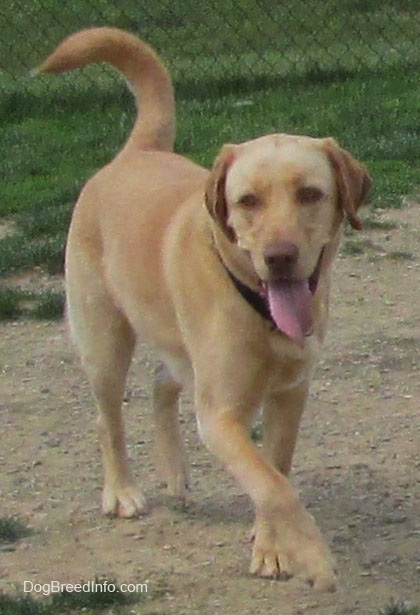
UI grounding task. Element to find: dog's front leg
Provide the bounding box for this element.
[262,384,308,476]
[195,376,336,591]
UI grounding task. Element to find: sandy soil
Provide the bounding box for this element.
[0,206,419,614]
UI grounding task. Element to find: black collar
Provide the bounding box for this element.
[224,267,275,326]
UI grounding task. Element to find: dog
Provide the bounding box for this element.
[37,27,371,591]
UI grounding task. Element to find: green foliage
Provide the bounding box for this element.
[0,576,142,614]
[380,601,420,615]
[0,516,31,543]
[15,203,73,238]
[0,288,24,320]
[0,288,64,321]
[0,234,65,276]
[361,216,398,231]
[385,250,415,261]
[0,592,44,615]
[50,578,138,611]
[1,0,418,81]
[28,291,65,320]
[341,239,365,256]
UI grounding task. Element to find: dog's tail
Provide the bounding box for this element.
[34,27,176,152]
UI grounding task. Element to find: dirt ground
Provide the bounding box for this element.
[0,206,419,615]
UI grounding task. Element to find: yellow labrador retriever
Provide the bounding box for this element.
[37,28,371,591]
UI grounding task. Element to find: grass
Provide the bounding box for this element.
[0,1,419,320]
[0,579,141,615]
[0,288,25,320]
[341,238,365,256]
[361,216,398,231]
[0,0,418,81]
[0,288,64,320]
[0,590,416,615]
[0,516,31,543]
[0,574,171,615]
[28,290,65,319]
[381,602,420,615]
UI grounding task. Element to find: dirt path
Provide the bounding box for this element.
[0,207,419,614]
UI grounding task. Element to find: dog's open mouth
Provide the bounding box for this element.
[260,248,324,346]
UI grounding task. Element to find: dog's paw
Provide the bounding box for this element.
[164,471,189,499]
[249,504,336,591]
[102,484,147,518]
[157,457,189,499]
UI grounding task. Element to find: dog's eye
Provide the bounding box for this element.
[298,186,324,204]
[237,193,260,208]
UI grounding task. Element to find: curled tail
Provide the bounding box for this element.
[35,27,176,152]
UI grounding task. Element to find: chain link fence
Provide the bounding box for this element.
[1,0,419,94]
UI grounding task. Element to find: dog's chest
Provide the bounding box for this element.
[266,333,320,392]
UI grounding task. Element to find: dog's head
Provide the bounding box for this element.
[205,134,371,344]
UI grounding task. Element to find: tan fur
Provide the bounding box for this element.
[36,27,175,152]
[38,28,371,591]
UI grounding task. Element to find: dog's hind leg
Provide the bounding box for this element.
[67,257,145,518]
[152,362,189,498]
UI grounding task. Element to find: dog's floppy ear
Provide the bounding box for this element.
[324,138,372,231]
[205,144,237,241]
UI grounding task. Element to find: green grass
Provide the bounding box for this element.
[0,579,140,615]
[341,238,365,256]
[28,290,65,319]
[0,517,31,543]
[0,589,416,615]
[380,602,420,615]
[0,288,64,320]
[0,0,419,320]
[0,234,65,276]
[0,575,170,615]
[361,216,398,231]
[386,250,415,261]
[0,288,25,320]
[0,0,418,81]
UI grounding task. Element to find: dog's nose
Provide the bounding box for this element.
[263,240,299,277]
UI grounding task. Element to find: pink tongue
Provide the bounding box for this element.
[267,280,313,346]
